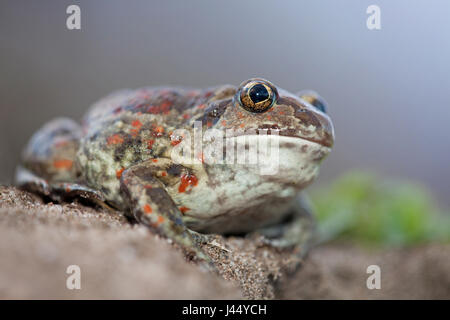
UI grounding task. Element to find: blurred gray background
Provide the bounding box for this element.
[1,0,449,206]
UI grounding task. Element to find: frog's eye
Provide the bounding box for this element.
[237,79,278,113]
[298,90,328,114]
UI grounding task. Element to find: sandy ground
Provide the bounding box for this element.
[0,186,449,299]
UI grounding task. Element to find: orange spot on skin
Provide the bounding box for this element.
[54,140,69,148]
[148,101,172,114]
[170,133,183,146]
[144,185,152,189]
[143,204,153,214]
[53,159,73,170]
[65,187,71,193]
[152,159,158,163]
[107,134,124,145]
[278,111,285,115]
[266,115,272,120]
[116,167,125,179]
[156,216,165,225]
[153,126,164,137]
[130,120,142,136]
[160,101,172,114]
[178,173,198,193]
[197,104,206,109]
[147,139,155,149]
[206,121,213,128]
[147,105,157,114]
[239,123,245,128]
[221,120,227,126]
[161,171,167,177]
[179,206,190,214]
[132,119,143,128]
[182,114,191,120]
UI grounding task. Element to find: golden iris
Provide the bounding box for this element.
[237,79,277,113]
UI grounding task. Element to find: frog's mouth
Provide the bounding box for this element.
[225,133,332,161]
[278,129,333,148]
[222,134,330,178]
[227,128,334,148]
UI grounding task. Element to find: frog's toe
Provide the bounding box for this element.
[186,229,215,246]
[51,182,109,208]
[182,238,218,272]
[249,212,315,258]
[257,234,293,248]
[16,166,108,208]
[16,166,53,198]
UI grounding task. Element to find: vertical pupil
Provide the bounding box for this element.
[249,84,269,103]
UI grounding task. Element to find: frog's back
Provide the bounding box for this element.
[76,86,236,207]
[85,88,194,129]
[18,85,236,209]
[83,86,236,128]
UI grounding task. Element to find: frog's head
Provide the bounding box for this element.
[198,78,335,188]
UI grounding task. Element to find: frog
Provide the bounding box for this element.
[16,78,334,268]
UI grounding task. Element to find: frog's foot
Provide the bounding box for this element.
[16,166,52,197]
[251,194,316,259]
[16,166,107,208]
[19,117,82,183]
[119,159,217,273]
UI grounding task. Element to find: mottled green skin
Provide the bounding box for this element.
[17,79,334,265]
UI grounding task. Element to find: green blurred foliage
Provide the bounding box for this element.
[311,172,450,246]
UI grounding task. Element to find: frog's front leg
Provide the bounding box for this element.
[119,159,213,267]
[255,194,316,258]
